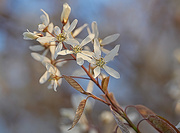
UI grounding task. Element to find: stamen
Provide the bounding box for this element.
[96,57,106,68]
[73,45,82,54]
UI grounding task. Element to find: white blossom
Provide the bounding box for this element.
[88,21,120,54]
[38,9,50,32]
[61,3,71,24]
[56,34,95,65]
[90,38,120,79]
[23,29,40,40]
[31,53,63,91]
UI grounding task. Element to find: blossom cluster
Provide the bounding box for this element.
[23,3,120,92]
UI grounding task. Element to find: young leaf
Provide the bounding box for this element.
[101,76,110,92]
[68,98,87,130]
[148,115,179,133]
[63,75,85,93]
[110,106,130,133]
[134,105,180,133]
[134,105,155,118]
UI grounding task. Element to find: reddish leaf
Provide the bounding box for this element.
[63,75,85,93]
[148,115,178,133]
[110,106,130,133]
[134,105,155,118]
[133,105,180,133]
[68,99,87,130]
[101,76,110,92]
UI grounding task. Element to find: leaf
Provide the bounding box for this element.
[63,75,85,93]
[110,106,130,133]
[134,105,155,118]
[133,105,180,133]
[68,99,87,130]
[101,76,110,92]
[148,115,178,133]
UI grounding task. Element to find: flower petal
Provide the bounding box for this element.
[94,38,101,59]
[86,80,94,93]
[80,34,95,47]
[101,34,120,45]
[93,66,101,78]
[65,38,79,46]
[37,36,54,44]
[73,23,88,37]
[57,50,73,55]
[53,80,58,91]
[67,19,78,33]
[49,42,56,60]
[54,42,62,59]
[40,9,49,26]
[76,56,84,66]
[29,45,45,51]
[23,30,39,40]
[104,45,120,62]
[77,53,91,64]
[103,65,120,79]
[46,23,54,36]
[31,52,50,63]
[38,24,46,31]
[39,71,50,84]
[101,47,110,54]
[61,3,71,24]
[54,26,61,35]
[92,21,99,38]
[81,51,94,57]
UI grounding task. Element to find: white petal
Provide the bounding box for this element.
[38,24,46,31]
[39,71,50,84]
[53,81,58,91]
[56,59,67,67]
[94,38,101,59]
[104,45,120,62]
[65,38,79,46]
[45,63,55,73]
[42,49,49,56]
[57,50,73,55]
[58,78,62,87]
[77,53,91,64]
[80,34,95,47]
[61,3,71,23]
[23,30,39,40]
[47,81,53,89]
[49,43,56,60]
[63,21,70,31]
[31,52,50,63]
[67,19,78,33]
[40,9,49,26]
[73,23,88,37]
[101,34,120,45]
[76,56,84,66]
[103,65,120,79]
[81,51,94,57]
[54,26,61,35]
[86,80,94,93]
[93,66,101,78]
[92,21,99,38]
[46,23,54,36]
[37,36,54,44]
[54,42,62,59]
[29,45,45,51]
[87,26,92,35]
[101,47,110,54]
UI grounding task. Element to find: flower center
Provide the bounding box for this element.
[73,45,82,54]
[98,38,103,46]
[56,32,66,42]
[96,57,106,68]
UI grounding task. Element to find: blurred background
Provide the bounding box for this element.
[0,0,180,132]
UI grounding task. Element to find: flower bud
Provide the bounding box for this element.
[61,3,71,24]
